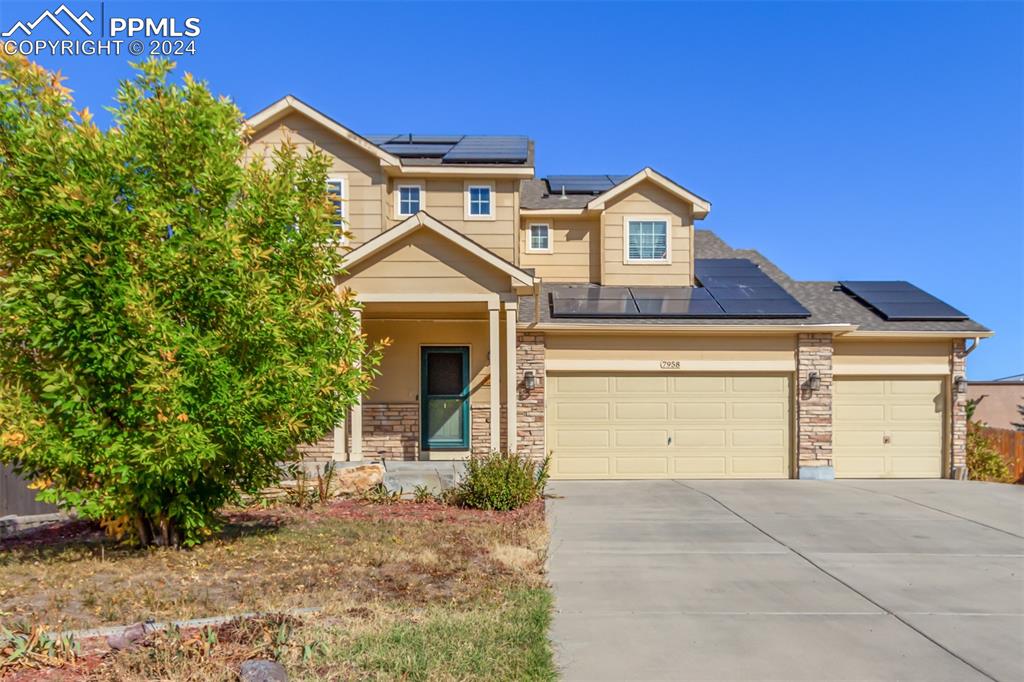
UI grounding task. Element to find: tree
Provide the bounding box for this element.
[0,54,381,546]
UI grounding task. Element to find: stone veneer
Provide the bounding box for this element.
[471,403,507,455]
[516,332,546,460]
[796,333,834,476]
[362,403,419,460]
[951,338,967,475]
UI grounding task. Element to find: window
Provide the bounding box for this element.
[626,219,669,263]
[397,184,422,216]
[326,177,346,225]
[527,223,551,253]
[467,185,493,217]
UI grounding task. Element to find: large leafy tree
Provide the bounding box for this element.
[0,54,380,546]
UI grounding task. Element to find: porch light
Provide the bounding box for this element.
[523,370,538,390]
[954,376,968,394]
[806,371,821,392]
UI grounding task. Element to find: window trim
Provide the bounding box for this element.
[395,182,425,218]
[525,222,553,254]
[464,182,495,220]
[326,175,348,244]
[623,215,672,265]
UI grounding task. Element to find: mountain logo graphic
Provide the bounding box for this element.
[2,4,95,37]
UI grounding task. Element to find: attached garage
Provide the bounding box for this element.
[833,376,945,478]
[547,373,791,479]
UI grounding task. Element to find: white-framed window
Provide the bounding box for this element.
[624,217,670,263]
[397,184,423,217]
[326,176,347,244]
[466,184,494,219]
[526,223,552,253]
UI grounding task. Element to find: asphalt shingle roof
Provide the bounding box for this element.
[517,229,990,334]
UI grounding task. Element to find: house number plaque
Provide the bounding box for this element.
[659,360,681,369]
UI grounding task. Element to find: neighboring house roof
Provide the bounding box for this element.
[341,211,536,288]
[972,373,1024,384]
[520,168,711,217]
[519,229,991,335]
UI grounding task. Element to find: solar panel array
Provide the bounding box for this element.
[366,134,529,164]
[549,259,811,319]
[544,175,630,195]
[839,281,968,321]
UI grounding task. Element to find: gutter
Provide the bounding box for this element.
[519,322,857,335]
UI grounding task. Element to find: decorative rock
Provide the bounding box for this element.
[330,463,384,496]
[239,659,289,682]
[106,622,146,651]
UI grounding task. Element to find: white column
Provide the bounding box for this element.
[505,303,518,453]
[350,307,363,461]
[488,302,501,452]
[332,418,347,461]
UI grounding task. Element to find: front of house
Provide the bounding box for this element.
[247,97,991,481]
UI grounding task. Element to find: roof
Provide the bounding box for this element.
[518,229,991,334]
[365,135,532,167]
[973,373,1024,384]
[521,169,711,217]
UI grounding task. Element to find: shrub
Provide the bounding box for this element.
[967,426,1011,482]
[452,452,550,511]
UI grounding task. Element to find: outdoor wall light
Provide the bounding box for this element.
[806,371,821,392]
[523,370,538,390]
[954,376,967,394]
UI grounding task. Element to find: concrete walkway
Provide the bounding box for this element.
[547,480,1024,681]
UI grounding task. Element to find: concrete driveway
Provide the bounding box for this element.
[547,480,1024,681]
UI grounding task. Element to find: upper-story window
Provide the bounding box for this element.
[625,218,670,263]
[326,176,347,243]
[466,184,493,218]
[397,184,422,216]
[527,223,552,253]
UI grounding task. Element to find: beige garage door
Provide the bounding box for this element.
[547,373,791,479]
[833,377,945,478]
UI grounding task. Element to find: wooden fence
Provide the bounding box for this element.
[975,426,1024,483]
[0,464,58,517]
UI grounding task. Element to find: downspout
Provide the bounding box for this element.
[533,276,542,327]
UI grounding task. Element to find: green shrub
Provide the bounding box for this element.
[452,452,550,511]
[967,427,1011,482]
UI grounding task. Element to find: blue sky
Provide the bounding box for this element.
[3,1,1022,378]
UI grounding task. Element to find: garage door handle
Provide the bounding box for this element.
[667,436,673,446]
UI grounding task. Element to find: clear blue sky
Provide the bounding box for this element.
[4,1,1022,379]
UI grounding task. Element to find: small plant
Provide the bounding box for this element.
[0,621,79,671]
[967,426,1011,482]
[362,483,402,505]
[412,485,436,504]
[316,462,337,502]
[451,452,551,511]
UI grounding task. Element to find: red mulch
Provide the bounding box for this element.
[0,519,103,552]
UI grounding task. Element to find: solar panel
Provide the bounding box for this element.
[839,281,968,321]
[633,288,725,316]
[379,143,453,157]
[545,175,629,194]
[695,259,811,318]
[442,136,529,163]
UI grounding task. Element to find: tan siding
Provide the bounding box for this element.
[342,230,513,294]
[600,182,694,286]
[519,218,600,282]
[384,178,517,260]
[545,334,796,372]
[247,113,385,245]
[833,339,952,375]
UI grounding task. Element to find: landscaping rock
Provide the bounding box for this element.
[330,463,384,496]
[240,659,288,682]
[106,622,146,651]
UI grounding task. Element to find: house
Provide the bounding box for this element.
[245,96,992,481]
[967,374,1023,430]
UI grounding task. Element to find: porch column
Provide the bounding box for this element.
[505,302,518,453]
[332,418,347,461]
[488,301,501,452]
[350,307,363,461]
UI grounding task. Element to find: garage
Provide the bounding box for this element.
[833,376,945,478]
[547,373,791,479]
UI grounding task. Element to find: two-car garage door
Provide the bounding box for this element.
[548,373,791,479]
[547,372,945,480]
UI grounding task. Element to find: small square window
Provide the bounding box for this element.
[528,224,551,252]
[626,219,668,262]
[398,185,421,216]
[468,185,492,217]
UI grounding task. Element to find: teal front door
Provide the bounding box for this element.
[421,346,470,451]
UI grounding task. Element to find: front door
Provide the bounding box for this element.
[421,346,470,451]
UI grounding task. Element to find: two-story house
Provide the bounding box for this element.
[246,96,991,481]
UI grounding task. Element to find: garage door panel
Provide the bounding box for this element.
[555,375,610,394]
[834,377,943,479]
[550,373,791,479]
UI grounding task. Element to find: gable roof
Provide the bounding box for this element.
[246,95,402,167]
[587,168,711,216]
[341,212,536,288]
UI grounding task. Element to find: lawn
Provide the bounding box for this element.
[0,499,555,681]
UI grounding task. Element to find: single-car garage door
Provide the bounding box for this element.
[833,376,945,478]
[547,373,791,479]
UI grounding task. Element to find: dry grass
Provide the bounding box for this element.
[0,499,554,681]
